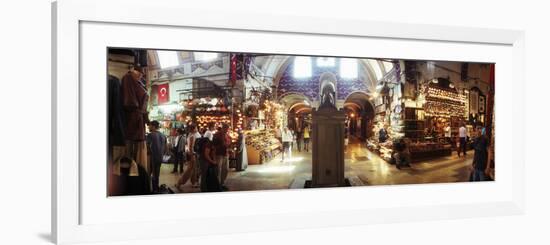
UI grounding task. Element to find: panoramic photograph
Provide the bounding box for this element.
[107,48,495,196]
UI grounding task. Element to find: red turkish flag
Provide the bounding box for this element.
[157,83,169,104]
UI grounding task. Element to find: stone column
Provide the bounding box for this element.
[310,106,347,187]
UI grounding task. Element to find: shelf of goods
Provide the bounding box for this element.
[244,129,282,165]
[408,142,452,162]
[425,87,467,118]
[403,105,453,162]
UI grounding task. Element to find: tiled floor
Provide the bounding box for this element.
[159,138,474,194]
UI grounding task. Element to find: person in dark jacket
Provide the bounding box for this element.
[146,120,166,193]
[212,123,231,189]
[378,126,388,143]
[171,128,186,174]
[470,127,490,181]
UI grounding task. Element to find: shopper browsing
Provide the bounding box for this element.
[146,120,166,193]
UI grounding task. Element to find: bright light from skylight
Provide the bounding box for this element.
[157,50,179,69]
[316,57,335,67]
[194,52,218,62]
[367,59,384,80]
[340,58,358,79]
[293,56,312,78]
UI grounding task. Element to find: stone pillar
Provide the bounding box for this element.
[310,106,347,187]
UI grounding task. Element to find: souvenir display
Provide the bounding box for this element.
[244,129,282,164]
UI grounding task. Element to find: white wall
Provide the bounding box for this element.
[1,0,548,245]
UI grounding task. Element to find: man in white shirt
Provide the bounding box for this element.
[458,123,467,157]
[203,122,216,141]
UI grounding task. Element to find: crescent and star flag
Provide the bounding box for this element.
[157,83,169,104]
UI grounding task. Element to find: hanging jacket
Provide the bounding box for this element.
[121,70,149,141]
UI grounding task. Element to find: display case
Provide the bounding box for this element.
[244,129,282,164]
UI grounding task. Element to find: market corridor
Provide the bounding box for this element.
[164,138,473,194]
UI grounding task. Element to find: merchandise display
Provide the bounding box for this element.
[262,100,284,130]
[378,141,394,161]
[424,87,466,118]
[196,114,231,130]
[244,129,282,164]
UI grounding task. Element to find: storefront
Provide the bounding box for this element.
[367,61,495,163]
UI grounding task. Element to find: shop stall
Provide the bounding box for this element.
[242,100,284,164]
[402,81,464,161]
[244,129,282,165]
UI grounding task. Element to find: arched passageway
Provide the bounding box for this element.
[343,92,375,140]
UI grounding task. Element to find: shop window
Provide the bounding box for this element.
[194,52,218,62]
[340,58,358,79]
[157,50,179,69]
[316,57,335,67]
[293,56,312,78]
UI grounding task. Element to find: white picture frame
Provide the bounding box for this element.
[52,0,525,244]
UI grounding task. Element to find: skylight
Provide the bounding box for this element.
[194,52,218,62]
[157,50,179,69]
[293,56,312,78]
[316,57,335,67]
[340,58,358,79]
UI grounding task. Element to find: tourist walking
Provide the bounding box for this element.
[176,125,200,191]
[296,127,303,152]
